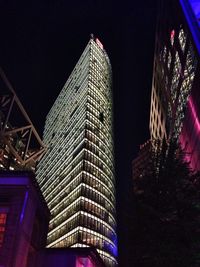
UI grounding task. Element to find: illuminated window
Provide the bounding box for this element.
[178,28,186,52]
[0,213,7,248]
[162,46,167,63]
[172,43,197,138]
[167,51,172,69]
[171,51,181,102]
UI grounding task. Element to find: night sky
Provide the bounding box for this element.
[0,0,157,264]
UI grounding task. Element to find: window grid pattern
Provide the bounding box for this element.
[150,23,197,141]
[36,38,117,267]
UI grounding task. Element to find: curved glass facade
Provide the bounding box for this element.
[36,37,117,267]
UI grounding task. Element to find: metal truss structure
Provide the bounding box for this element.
[0,67,46,171]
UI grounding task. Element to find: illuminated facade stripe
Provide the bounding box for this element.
[36,37,117,267]
[49,209,115,238]
[48,225,116,249]
[48,192,116,227]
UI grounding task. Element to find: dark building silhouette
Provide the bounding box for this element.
[132,140,162,193]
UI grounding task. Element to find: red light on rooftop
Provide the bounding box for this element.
[95,38,103,50]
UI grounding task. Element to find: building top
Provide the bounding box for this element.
[89,34,111,66]
[90,34,104,50]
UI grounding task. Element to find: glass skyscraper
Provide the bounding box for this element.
[36,36,117,267]
[148,0,200,172]
[149,0,198,142]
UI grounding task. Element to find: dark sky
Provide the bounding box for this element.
[0,0,157,264]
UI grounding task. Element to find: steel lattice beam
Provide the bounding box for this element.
[0,67,46,170]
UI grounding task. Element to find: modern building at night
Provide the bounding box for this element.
[0,172,106,267]
[36,36,117,267]
[150,0,197,141]
[149,0,200,171]
[133,0,200,187]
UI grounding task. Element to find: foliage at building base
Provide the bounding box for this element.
[131,140,200,267]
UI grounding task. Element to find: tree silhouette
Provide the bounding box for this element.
[131,140,200,267]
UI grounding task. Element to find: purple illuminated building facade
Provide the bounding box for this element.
[35,247,105,267]
[0,171,50,267]
[180,95,200,171]
[179,0,200,171]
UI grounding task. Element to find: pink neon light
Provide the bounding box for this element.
[180,96,200,171]
[188,97,200,133]
[76,257,95,267]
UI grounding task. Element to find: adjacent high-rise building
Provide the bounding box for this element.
[149,0,198,141]
[149,0,200,171]
[36,36,117,267]
[133,0,200,186]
